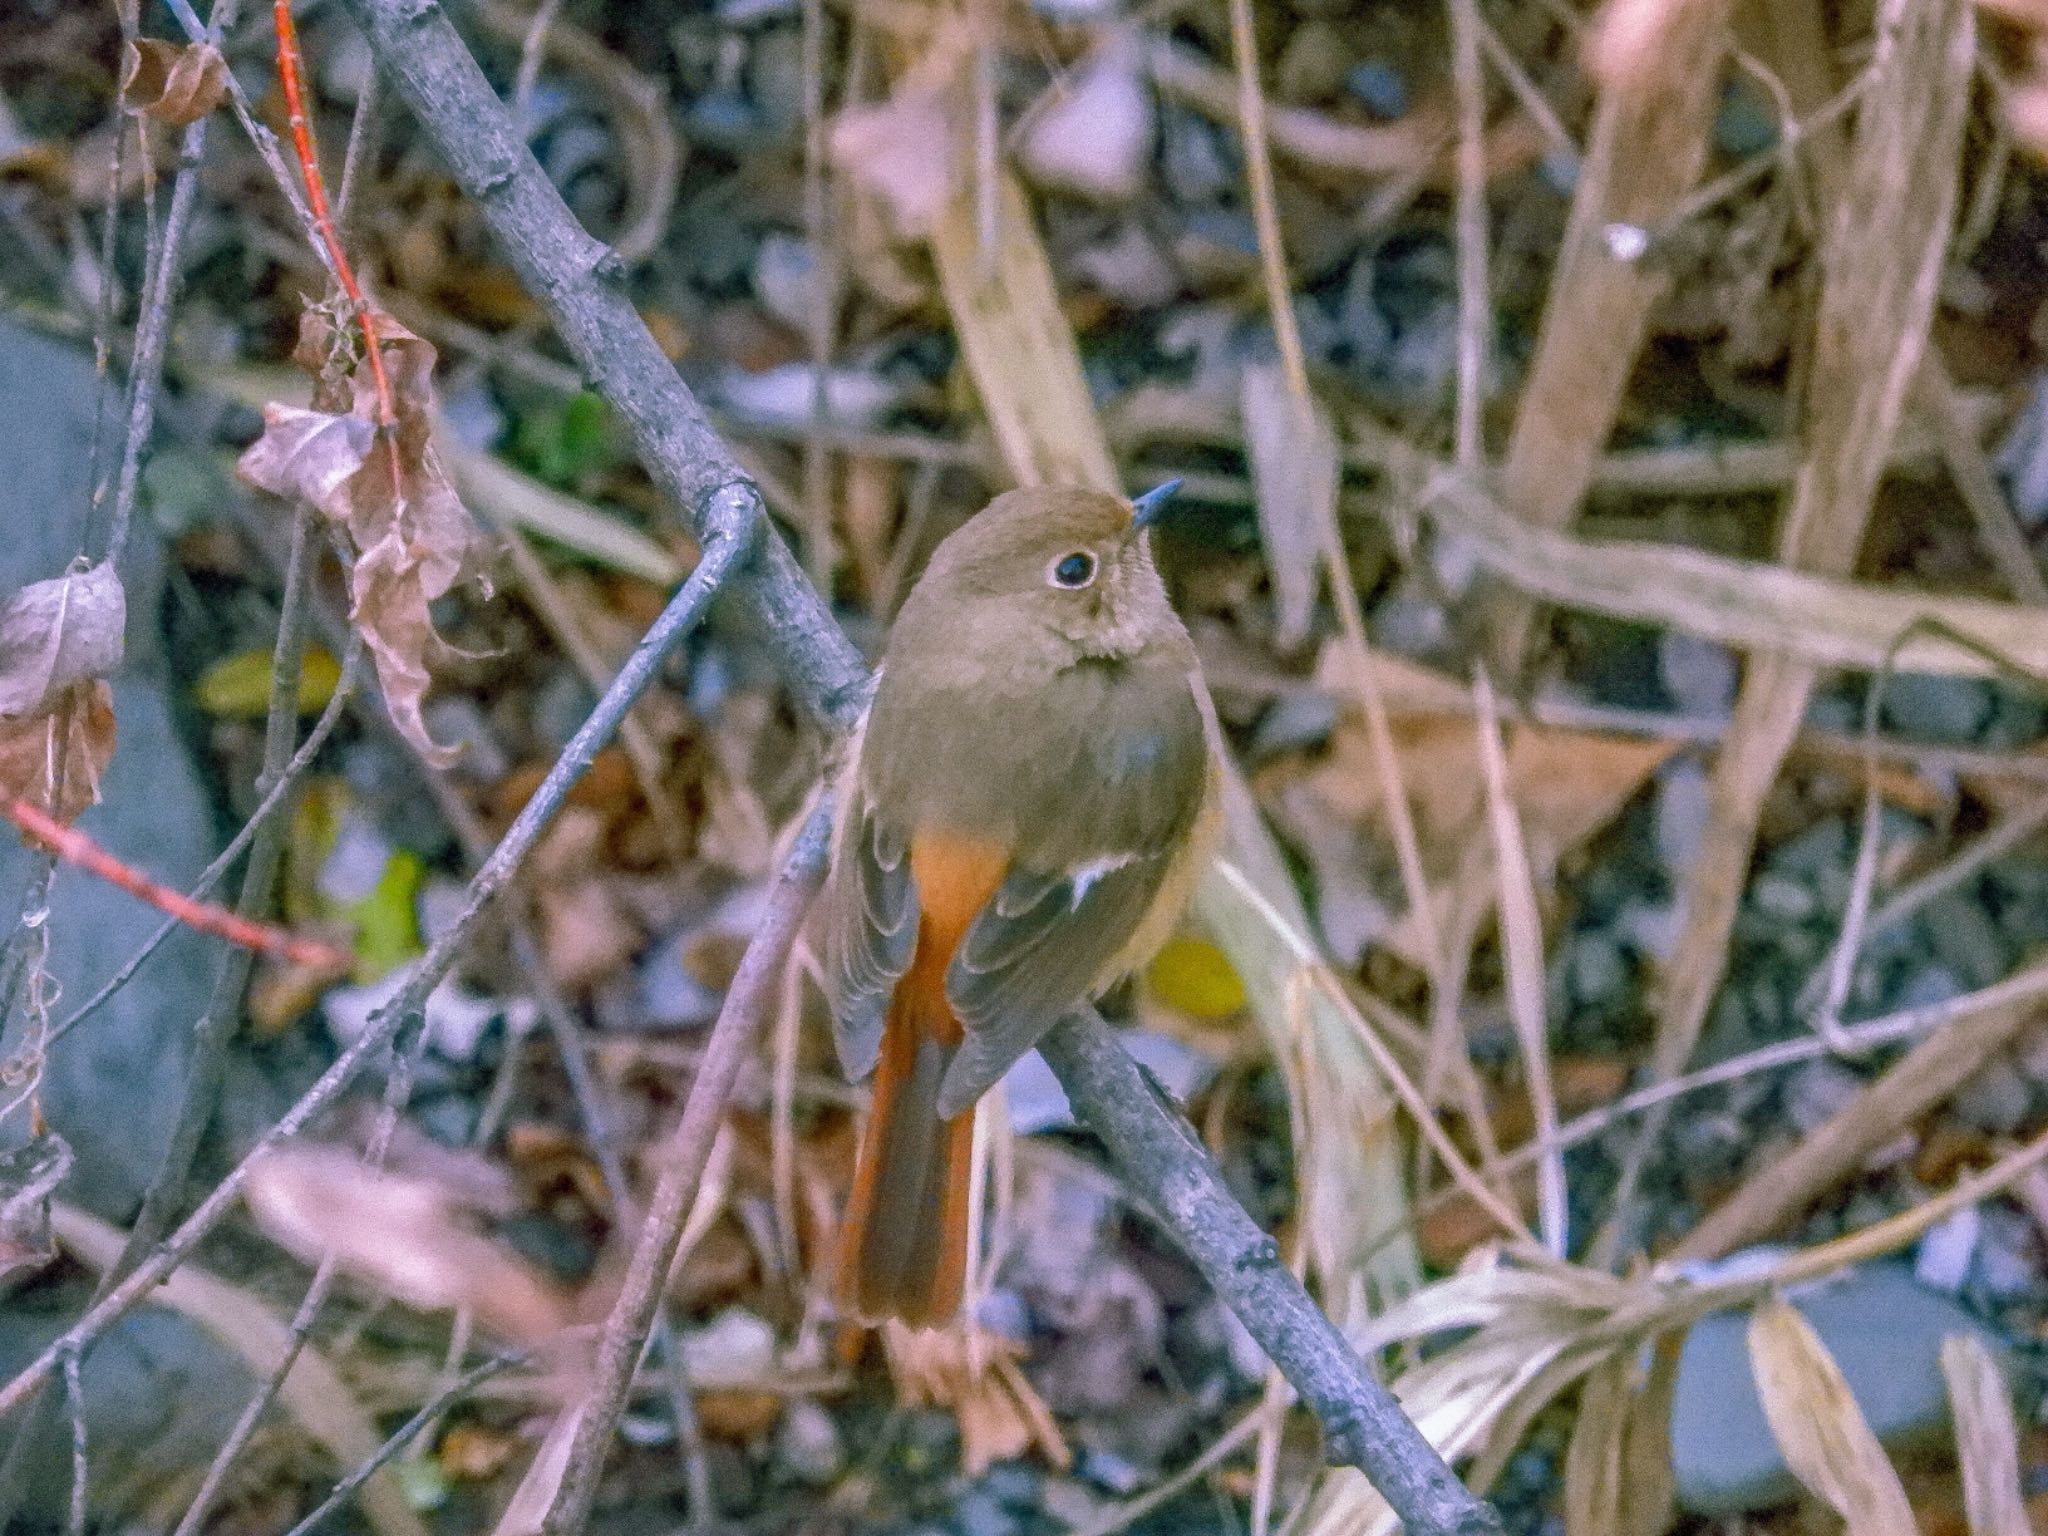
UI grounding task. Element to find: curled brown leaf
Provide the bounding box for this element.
[0,682,117,824]
[0,563,125,720]
[119,38,229,127]
[236,308,490,766]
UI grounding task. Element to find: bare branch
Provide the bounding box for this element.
[543,801,833,1534]
[1039,1011,1502,1536]
[0,490,758,1420]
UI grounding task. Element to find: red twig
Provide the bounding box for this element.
[4,799,350,971]
[273,0,398,433]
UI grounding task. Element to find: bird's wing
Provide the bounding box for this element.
[819,788,919,1082]
[936,848,1176,1117]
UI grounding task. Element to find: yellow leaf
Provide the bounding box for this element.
[196,645,342,717]
[1145,933,1249,1019]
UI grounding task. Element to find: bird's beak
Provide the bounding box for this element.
[1129,478,1184,530]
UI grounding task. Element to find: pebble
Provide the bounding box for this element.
[1952,1056,2033,1136]
[1671,1262,2004,1514]
[1372,580,1449,657]
[1248,688,1338,760]
[1345,59,1409,119]
[1658,631,1739,717]
[1783,1058,1865,1135]
[1924,892,2011,991]
[1883,673,1994,744]
[956,1488,1021,1536]
[1653,759,1712,876]
[1915,1204,1982,1293]
[1995,372,2048,526]
[775,1400,843,1484]
[1973,1207,2041,1301]
[1751,874,1817,922]
[747,27,807,137]
[1018,41,1155,205]
[751,232,823,334]
[421,695,509,784]
[1159,108,1235,205]
[1276,21,1351,104]
[1070,221,1182,310]
[1714,78,1779,156]
[716,362,909,428]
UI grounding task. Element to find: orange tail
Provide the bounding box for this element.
[835,958,976,1327]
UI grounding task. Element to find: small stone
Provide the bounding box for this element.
[1618,899,1683,961]
[1345,59,1409,120]
[956,1488,1020,1536]
[1952,1056,2032,1136]
[1923,893,2011,990]
[1671,1263,2003,1515]
[1784,1059,1864,1136]
[1276,21,1351,103]
[1070,221,1181,310]
[1995,373,2048,527]
[1371,581,1448,656]
[1078,1446,1145,1495]
[1018,40,1155,205]
[422,696,508,784]
[716,363,909,428]
[748,27,807,136]
[1883,673,1994,744]
[775,1400,843,1484]
[1658,631,1739,717]
[1160,108,1235,204]
[1566,932,1629,1008]
[1972,1207,2040,1301]
[1654,760,1712,875]
[752,232,822,334]
[1714,77,1779,156]
[1249,688,1338,760]
[1915,1204,1981,1293]
[1752,874,1817,922]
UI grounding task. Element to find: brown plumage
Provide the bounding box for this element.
[820,485,1221,1327]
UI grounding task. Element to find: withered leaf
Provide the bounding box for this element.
[0,563,125,719]
[120,38,228,127]
[0,681,117,824]
[234,404,376,517]
[0,1133,71,1294]
[236,309,489,766]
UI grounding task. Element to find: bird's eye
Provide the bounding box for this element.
[1049,550,1098,589]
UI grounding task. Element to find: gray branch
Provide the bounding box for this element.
[330,2,1500,1532]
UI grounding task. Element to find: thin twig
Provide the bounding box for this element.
[1446,0,1490,469]
[1039,1010,1501,1536]
[105,502,323,1287]
[61,1345,86,1536]
[541,802,832,1534]
[0,492,758,1420]
[277,1351,523,1536]
[169,1251,343,1536]
[46,639,363,1049]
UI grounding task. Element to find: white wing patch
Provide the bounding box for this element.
[1067,851,1140,909]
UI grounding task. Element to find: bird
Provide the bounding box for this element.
[818,481,1221,1328]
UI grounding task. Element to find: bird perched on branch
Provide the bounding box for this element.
[818,481,1221,1328]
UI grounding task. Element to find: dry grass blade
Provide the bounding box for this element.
[1746,1297,1916,1536]
[1412,469,2048,678]
[50,1203,428,1536]
[1674,958,2048,1262]
[1612,0,1976,1239]
[1470,670,1564,1258]
[1484,0,1736,668]
[1941,1333,2030,1536]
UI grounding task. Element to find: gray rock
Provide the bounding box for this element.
[1882,673,1993,744]
[1952,1056,2033,1136]
[0,1288,258,1525]
[1653,760,1711,876]
[774,1399,843,1485]
[1671,1262,2003,1515]
[1924,892,2011,991]
[1658,631,1739,718]
[1916,1204,1981,1294]
[1783,1059,1865,1136]
[1996,372,2048,527]
[0,319,251,1224]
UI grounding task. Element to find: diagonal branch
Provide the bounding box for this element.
[327,1,1500,1531]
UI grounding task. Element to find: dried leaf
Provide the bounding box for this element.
[1240,362,1337,654]
[1940,1333,2029,1536]
[243,1141,570,1348]
[119,38,228,126]
[0,681,117,823]
[235,404,376,516]
[883,1318,1071,1477]
[0,563,125,718]
[1746,1296,1916,1536]
[830,86,960,242]
[0,1133,70,1292]
[237,310,489,766]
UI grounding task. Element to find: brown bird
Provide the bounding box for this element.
[819,482,1221,1328]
